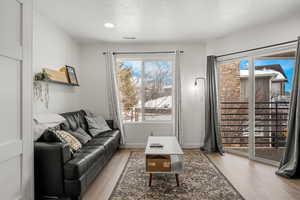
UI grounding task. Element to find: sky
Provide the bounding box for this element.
[240,59,296,92]
[121,61,172,86]
[122,61,142,78]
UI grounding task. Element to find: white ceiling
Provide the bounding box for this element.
[37,0,300,43]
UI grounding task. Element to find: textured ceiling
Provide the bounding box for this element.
[37,0,300,43]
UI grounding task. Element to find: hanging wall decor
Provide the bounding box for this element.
[33,72,50,109]
[33,81,50,109]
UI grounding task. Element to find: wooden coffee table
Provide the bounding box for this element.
[145,136,184,186]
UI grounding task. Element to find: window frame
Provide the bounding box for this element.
[115,56,174,124]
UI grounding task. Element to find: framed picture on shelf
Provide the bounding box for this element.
[65,65,79,85]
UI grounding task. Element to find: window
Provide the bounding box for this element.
[115,59,173,122]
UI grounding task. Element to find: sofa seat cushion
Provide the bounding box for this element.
[87,132,120,155]
[64,145,105,179]
[94,129,120,138]
[84,137,114,147]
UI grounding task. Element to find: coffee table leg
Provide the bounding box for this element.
[149,173,152,186]
[175,174,179,186]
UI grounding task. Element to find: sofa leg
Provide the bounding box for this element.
[71,196,82,200]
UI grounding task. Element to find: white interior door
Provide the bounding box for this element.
[0,0,33,199]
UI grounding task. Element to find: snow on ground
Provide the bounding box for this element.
[144,96,172,108]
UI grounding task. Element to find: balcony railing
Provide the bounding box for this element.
[220,101,289,148]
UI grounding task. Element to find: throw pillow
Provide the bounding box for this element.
[69,127,92,145]
[42,127,66,143]
[85,110,96,117]
[55,130,82,152]
[85,115,112,137]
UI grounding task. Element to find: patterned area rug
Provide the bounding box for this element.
[109,151,244,200]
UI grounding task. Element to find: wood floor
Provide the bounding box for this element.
[83,149,131,200]
[207,153,300,200]
[83,149,300,200]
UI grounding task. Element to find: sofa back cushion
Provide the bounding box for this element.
[68,127,92,145]
[60,110,89,133]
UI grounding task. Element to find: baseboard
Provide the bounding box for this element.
[182,144,202,149]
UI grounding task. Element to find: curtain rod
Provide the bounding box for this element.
[217,39,298,58]
[102,50,184,55]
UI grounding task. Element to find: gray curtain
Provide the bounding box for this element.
[276,37,300,178]
[105,51,125,144]
[201,56,224,154]
[173,50,183,144]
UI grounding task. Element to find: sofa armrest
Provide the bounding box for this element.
[34,142,72,197]
[105,120,114,129]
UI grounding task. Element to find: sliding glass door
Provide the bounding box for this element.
[218,47,296,165]
[253,51,296,163]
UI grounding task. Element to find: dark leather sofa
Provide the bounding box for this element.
[34,110,121,200]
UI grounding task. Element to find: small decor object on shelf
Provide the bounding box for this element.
[34,69,51,81]
[65,65,79,85]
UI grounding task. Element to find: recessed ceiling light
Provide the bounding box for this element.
[104,22,115,28]
[123,36,136,40]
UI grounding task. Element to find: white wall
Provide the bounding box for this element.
[34,10,300,148]
[206,13,300,55]
[72,10,300,148]
[79,42,206,148]
[33,12,81,114]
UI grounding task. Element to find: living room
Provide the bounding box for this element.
[1,0,300,200]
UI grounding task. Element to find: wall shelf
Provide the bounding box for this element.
[36,79,79,86]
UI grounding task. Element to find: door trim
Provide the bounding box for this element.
[20,0,33,199]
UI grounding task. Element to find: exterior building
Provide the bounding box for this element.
[240,64,288,101]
